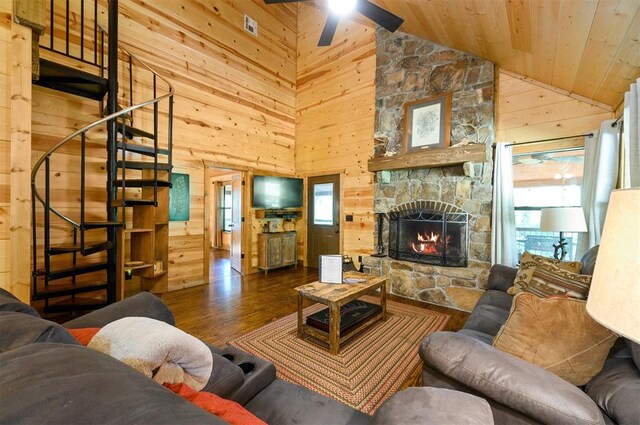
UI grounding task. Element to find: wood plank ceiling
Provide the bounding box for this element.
[317,0,640,109]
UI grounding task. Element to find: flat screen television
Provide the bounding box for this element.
[252,175,303,209]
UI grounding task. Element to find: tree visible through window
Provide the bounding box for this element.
[513,149,585,261]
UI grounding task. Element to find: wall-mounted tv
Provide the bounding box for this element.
[252,175,303,209]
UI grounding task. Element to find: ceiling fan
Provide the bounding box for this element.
[264,0,404,46]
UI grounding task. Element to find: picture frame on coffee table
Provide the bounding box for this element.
[403,92,451,153]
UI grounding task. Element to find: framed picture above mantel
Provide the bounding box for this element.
[403,92,451,154]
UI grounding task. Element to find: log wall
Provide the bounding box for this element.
[0,4,11,295]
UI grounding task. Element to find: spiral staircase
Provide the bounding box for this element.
[31,0,174,313]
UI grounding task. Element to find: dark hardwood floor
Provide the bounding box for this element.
[164,249,469,348]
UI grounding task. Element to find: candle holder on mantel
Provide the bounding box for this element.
[371,213,387,258]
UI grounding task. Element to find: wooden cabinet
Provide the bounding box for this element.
[116,170,169,299]
[259,231,297,274]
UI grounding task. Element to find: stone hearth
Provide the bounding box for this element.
[367,29,495,312]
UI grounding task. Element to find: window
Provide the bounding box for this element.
[513,149,585,261]
[221,184,232,231]
[313,183,334,225]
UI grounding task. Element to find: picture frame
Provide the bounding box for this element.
[403,92,452,153]
[169,173,190,221]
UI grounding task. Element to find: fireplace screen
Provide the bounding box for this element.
[388,208,468,267]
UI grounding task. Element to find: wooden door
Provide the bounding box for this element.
[307,174,340,268]
[230,175,243,273]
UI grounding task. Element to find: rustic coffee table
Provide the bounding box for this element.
[295,273,387,355]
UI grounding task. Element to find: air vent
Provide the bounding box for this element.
[244,14,258,37]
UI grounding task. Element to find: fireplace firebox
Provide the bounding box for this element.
[387,202,468,267]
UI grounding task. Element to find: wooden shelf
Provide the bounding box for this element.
[126,263,153,271]
[125,228,153,233]
[155,221,168,226]
[367,144,488,172]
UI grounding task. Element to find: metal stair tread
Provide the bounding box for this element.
[36,262,109,281]
[116,160,172,171]
[113,178,171,188]
[109,199,156,207]
[35,59,108,101]
[116,142,169,157]
[117,124,155,140]
[48,241,112,255]
[34,282,109,300]
[83,221,123,229]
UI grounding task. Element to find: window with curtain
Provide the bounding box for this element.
[513,148,585,261]
[220,184,232,231]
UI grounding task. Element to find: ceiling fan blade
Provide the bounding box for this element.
[356,0,404,32]
[318,14,339,46]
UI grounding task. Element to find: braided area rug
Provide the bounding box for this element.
[228,295,449,414]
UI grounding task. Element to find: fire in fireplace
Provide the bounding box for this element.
[387,202,468,267]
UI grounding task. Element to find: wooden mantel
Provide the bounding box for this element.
[367,144,488,172]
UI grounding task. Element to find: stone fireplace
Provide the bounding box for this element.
[364,29,495,312]
[388,201,468,267]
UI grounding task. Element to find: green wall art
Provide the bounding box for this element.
[169,173,190,221]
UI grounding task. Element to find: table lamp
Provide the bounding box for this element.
[587,188,640,343]
[540,207,587,260]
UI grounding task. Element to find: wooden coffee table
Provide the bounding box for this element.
[295,273,387,355]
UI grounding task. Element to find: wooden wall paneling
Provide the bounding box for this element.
[0,3,11,294]
[496,71,613,145]
[9,18,32,302]
[296,4,376,261]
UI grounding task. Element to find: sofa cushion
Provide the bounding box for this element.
[201,348,246,398]
[0,312,79,353]
[493,293,618,386]
[245,379,369,425]
[509,252,582,295]
[515,262,592,299]
[370,387,493,425]
[457,329,495,345]
[462,304,510,336]
[0,343,227,425]
[475,289,514,311]
[628,339,640,371]
[579,245,600,276]
[585,357,640,425]
[0,288,39,317]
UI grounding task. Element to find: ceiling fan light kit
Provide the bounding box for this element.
[264,0,404,46]
[328,0,357,15]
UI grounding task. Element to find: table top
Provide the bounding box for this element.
[295,273,387,303]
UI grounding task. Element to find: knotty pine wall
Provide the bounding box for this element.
[497,71,613,153]
[295,4,377,261]
[0,5,10,295]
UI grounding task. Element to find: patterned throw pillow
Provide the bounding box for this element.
[493,293,618,386]
[508,252,582,295]
[524,262,592,299]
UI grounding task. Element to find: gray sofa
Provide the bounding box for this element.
[0,288,370,425]
[0,287,496,425]
[419,246,640,425]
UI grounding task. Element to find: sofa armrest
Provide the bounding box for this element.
[62,292,175,328]
[486,265,517,292]
[420,332,605,425]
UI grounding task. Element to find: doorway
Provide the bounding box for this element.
[307,174,341,268]
[207,167,244,277]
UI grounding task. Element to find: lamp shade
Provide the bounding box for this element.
[586,188,640,343]
[540,207,587,233]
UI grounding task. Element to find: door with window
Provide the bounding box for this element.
[307,174,340,268]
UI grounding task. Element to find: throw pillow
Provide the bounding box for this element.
[493,292,618,386]
[516,262,592,299]
[508,252,582,295]
[164,383,266,425]
[67,327,101,346]
[0,312,79,353]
